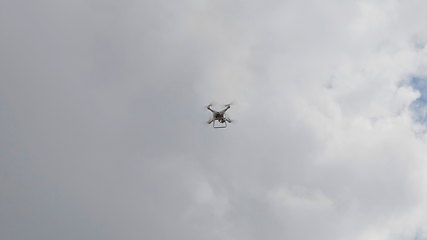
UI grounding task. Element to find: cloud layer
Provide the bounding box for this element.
[1,0,427,240]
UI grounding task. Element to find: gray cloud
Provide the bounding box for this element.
[2,0,427,240]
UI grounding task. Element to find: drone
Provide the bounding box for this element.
[206,103,233,128]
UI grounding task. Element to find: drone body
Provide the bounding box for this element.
[207,103,233,128]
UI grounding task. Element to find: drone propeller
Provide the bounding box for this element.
[206,118,214,124]
[205,101,216,109]
[223,101,236,107]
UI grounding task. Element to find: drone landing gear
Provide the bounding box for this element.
[213,120,227,128]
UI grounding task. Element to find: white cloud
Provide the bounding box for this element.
[1,0,427,240]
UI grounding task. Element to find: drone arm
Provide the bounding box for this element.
[207,106,215,113]
[220,106,230,114]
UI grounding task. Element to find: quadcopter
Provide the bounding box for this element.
[206,103,233,128]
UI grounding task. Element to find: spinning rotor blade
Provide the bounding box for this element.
[223,101,236,107]
[205,101,216,109]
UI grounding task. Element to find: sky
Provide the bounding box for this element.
[1,0,427,240]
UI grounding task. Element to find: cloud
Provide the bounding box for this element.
[1,0,427,240]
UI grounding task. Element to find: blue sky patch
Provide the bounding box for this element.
[410,77,427,123]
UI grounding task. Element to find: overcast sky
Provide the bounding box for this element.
[2,0,427,240]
